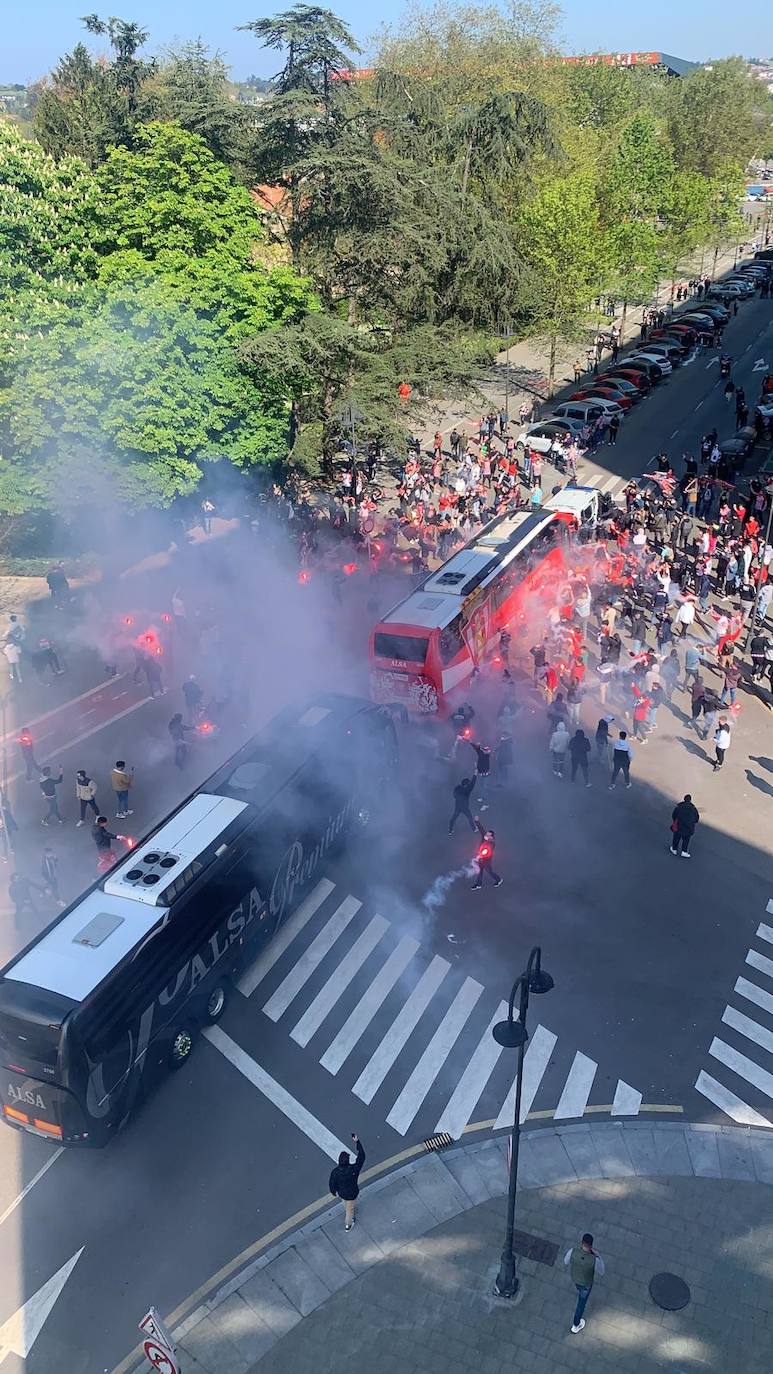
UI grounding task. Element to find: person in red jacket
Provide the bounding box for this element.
[631,685,651,742]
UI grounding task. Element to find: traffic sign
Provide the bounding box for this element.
[139,1308,176,1351]
[143,1338,179,1373]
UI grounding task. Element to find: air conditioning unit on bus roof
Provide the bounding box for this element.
[104,794,248,906]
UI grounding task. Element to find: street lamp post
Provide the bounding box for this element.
[492,946,554,1299]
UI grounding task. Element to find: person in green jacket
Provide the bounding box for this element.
[564,1232,605,1332]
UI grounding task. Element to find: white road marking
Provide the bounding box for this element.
[0,1247,84,1362]
[611,1080,643,1116]
[434,1001,507,1139]
[353,955,450,1105]
[735,976,773,1018]
[695,1069,771,1128]
[237,879,334,998]
[599,476,619,493]
[709,1036,773,1099]
[695,397,704,409]
[746,948,773,980]
[0,1149,62,1228]
[0,674,129,746]
[320,934,418,1076]
[204,1026,347,1159]
[263,896,361,1022]
[291,914,388,1048]
[767,898,773,916]
[386,976,483,1135]
[581,473,601,486]
[554,1052,597,1120]
[669,428,679,439]
[722,1004,773,1056]
[494,1024,557,1129]
[4,698,153,785]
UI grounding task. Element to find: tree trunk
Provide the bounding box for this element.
[460,137,473,209]
[712,243,719,279]
[548,335,557,398]
[620,299,628,341]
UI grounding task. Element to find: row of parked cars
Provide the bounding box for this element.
[516,259,768,457]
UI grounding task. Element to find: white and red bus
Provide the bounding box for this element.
[369,488,599,715]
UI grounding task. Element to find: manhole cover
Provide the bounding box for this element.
[649,1272,691,1311]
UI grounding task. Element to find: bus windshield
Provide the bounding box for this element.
[373,632,429,664]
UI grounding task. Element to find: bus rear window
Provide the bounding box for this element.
[0,1014,60,1071]
[374,633,429,664]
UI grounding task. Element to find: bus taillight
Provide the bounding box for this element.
[32,1119,62,1138]
[3,1105,29,1125]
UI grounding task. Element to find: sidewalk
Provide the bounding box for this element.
[169,1122,773,1374]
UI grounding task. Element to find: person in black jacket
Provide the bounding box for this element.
[329,1134,365,1230]
[670,794,699,858]
[569,730,591,786]
[449,777,476,833]
[471,820,503,889]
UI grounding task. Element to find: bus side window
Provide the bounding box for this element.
[439,617,465,665]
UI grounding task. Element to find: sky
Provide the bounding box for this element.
[2,0,770,86]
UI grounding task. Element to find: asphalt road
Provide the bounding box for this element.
[0,283,771,1374]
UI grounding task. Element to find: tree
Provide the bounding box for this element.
[518,175,603,395]
[154,40,244,165]
[666,59,773,179]
[34,14,157,163]
[603,220,660,338]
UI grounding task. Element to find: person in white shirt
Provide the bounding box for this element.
[609,730,633,788]
[675,599,696,636]
[713,717,732,772]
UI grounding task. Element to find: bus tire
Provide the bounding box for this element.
[204,982,228,1024]
[169,1026,197,1070]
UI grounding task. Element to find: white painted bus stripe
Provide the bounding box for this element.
[709,1037,773,1100]
[263,896,360,1022]
[722,1004,773,1056]
[695,1069,772,1128]
[352,955,450,1105]
[745,949,773,980]
[320,935,419,1076]
[204,1027,347,1160]
[735,976,773,1018]
[434,1001,507,1139]
[611,1080,642,1116]
[236,879,335,997]
[554,1052,597,1120]
[494,1024,557,1129]
[291,915,389,1048]
[756,922,773,947]
[386,977,483,1135]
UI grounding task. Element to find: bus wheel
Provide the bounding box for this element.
[205,983,228,1023]
[169,1027,196,1069]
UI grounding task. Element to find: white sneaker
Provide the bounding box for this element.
[75,820,84,827]
[116,812,125,819]
[681,851,691,859]
[571,1319,585,1334]
[670,847,677,855]
[125,809,134,815]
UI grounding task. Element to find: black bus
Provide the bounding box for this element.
[0,694,398,1147]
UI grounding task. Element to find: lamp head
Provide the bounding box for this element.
[528,968,555,995]
[493,1018,528,1050]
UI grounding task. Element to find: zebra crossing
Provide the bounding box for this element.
[695,899,773,1128]
[576,469,628,499]
[223,877,644,1143]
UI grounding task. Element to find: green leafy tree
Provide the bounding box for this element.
[666,59,773,178]
[154,40,245,166]
[519,174,604,394]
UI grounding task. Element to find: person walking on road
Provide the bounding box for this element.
[328,1133,365,1231]
[92,816,125,873]
[39,767,64,825]
[595,717,611,763]
[569,729,591,785]
[75,770,99,826]
[448,777,476,833]
[169,713,194,768]
[182,674,204,723]
[471,820,503,889]
[41,847,66,907]
[111,760,134,818]
[609,731,633,789]
[713,717,732,772]
[470,741,492,809]
[670,794,699,858]
[17,727,39,781]
[9,873,47,920]
[564,1232,605,1334]
[549,720,570,776]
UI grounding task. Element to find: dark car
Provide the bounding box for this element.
[648,330,693,355]
[615,358,662,384]
[720,436,754,463]
[691,302,730,320]
[593,375,641,399]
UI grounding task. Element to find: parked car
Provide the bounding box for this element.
[515,419,584,453]
[552,401,610,426]
[605,367,652,392]
[591,375,641,398]
[708,283,746,300]
[627,351,672,375]
[648,330,693,355]
[679,312,723,330]
[659,323,698,343]
[572,385,634,410]
[724,276,756,294]
[687,302,730,321]
[635,342,683,366]
[622,357,666,382]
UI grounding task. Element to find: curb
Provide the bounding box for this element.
[155,1121,773,1374]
